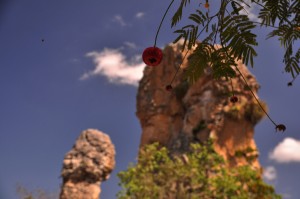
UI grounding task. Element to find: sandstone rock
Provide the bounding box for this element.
[136,43,265,169]
[60,129,115,199]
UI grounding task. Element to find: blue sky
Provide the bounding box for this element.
[0,0,299,198]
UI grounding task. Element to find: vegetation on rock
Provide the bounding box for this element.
[117,141,281,199]
[16,184,57,199]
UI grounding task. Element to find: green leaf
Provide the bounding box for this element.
[171,0,191,27]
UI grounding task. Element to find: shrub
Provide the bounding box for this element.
[118,141,281,199]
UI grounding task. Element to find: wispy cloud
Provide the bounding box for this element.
[123,41,137,49]
[269,137,300,163]
[238,0,260,22]
[113,15,127,26]
[263,166,277,181]
[281,193,292,199]
[81,48,144,86]
[135,12,145,19]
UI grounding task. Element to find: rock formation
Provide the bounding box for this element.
[136,43,266,169]
[60,129,115,199]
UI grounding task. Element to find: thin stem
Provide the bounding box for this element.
[230,78,235,96]
[252,21,279,28]
[235,67,277,126]
[197,14,217,38]
[170,67,181,86]
[170,51,189,85]
[291,74,299,83]
[154,0,175,47]
[168,16,217,86]
[218,9,277,127]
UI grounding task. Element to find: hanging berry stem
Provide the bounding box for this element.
[229,78,238,103]
[288,74,298,86]
[230,78,235,96]
[154,0,175,47]
[219,34,283,129]
[170,51,189,85]
[235,66,277,126]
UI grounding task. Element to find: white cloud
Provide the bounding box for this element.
[81,48,145,86]
[113,15,127,26]
[281,193,292,199]
[263,166,277,181]
[135,12,145,19]
[238,0,260,22]
[123,41,137,49]
[269,137,300,163]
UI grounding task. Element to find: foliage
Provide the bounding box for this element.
[16,183,58,199]
[117,141,281,199]
[244,99,268,125]
[235,147,259,164]
[223,98,267,124]
[225,104,242,120]
[170,0,300,83]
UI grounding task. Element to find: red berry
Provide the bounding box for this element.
[165,85,173,91]
[230,96,238,103]
[142,47,163,66]
[275,124,286,132]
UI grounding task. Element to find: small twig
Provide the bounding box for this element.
[154,0,175,47]
[168,15,217,86]
[170,51,189,85]
[230,78,235,96]
[235,65,277,126]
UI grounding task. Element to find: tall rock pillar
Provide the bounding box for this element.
[59,129,115,199]
[136,44,265,169]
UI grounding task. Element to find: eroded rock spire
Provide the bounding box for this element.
[60,129,115,199]
[136,43,265,168]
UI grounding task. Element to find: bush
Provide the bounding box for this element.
[16,183,58,199]
[118,141,281,199]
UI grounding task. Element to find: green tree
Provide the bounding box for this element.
[117,141,281,199]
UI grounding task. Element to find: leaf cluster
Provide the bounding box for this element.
[173,9,207,50]
[261,0,300,78]
[185,42,236,84]
[169,0,300,83]
[220,14,257,67]
[117,141,281,199]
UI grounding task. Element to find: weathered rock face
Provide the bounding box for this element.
[136,43,265,169]
[60,129,115,199]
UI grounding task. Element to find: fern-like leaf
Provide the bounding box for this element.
[258,0,290,26]
[210,48,237,79]
[221,14,257,67]
[173,9,207,51]
[171,0,191,27]
[185,43,214,84]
